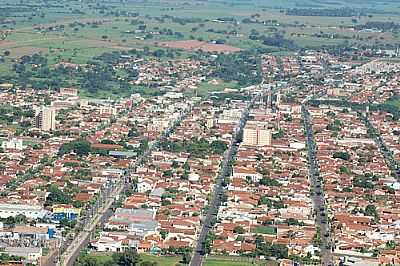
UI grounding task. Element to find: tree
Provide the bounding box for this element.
[45,184,72,205]
[112,248,140,266]
[259,177,280,186]
[364,204,379,223]
[210,140,228,154]
[160,230,168,240]
[59,139,91,156]
[14,214,28,224]
[182,252,191,264]
[332,151,350,161]
[233,225,245,234]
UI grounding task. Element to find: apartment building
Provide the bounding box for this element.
[35,106,56,131]
[243,125,272,146]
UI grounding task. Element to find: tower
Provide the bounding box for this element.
[35,106,56,131]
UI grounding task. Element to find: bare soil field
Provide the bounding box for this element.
[158,40,241,53]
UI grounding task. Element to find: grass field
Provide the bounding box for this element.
[204,256,278,266]
[251,226,277,235]
[189,80,239,97]
[86,253,181,266]
[140,254,181,266]
[1,0,399,64]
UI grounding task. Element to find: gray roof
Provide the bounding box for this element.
[109,151,137,158]
[3,246,41,257]
[150,188,165,198]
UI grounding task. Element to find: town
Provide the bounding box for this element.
[1,0,400,266]
[1,48,400,266]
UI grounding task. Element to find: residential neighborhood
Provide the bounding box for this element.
[0,2,400,265]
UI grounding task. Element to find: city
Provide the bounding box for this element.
[0,1,400,266]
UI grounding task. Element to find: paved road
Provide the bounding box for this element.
[302,105,335,266]
[360,113,400,179]
[190,96,257,266]
[55,104,194,266]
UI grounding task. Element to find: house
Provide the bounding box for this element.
[232,166,262,183]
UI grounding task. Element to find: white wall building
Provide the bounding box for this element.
[0,204,48,219]
[1,138,25,150]
[35,106,56,131]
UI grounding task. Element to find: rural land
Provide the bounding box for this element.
[0,0,400,266]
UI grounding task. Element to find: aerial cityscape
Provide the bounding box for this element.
[0,0,400,266]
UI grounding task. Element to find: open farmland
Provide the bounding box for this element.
[158,40,241,53]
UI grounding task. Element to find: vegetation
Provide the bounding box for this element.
[286,8,365,17]
[77,249,169,266]
[252,226,276,235]
[332,151,350,161]
[252,236,289,259]
[59,139,91,156]
[160,138,227,158]
[211,51,262,87]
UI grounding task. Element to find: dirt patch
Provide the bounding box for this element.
[158,40,241,53]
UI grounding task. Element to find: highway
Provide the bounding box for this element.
[190,95,257,266]
[302,105,335,266]
[54,103,194,266]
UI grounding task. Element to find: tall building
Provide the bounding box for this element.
[243,126,272,146]
[257,128,272,146]
[35,107,56,131]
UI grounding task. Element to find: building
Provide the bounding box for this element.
[60,87,78,97]
[243,126,271,146]
[1,138,25,150]
[0,204,48,219]
[0,225,53,240]
[52,204,81,221]
[99,106,117,116]
[0,247,42,262]
[35,106,56,131]
[105,208,158,236]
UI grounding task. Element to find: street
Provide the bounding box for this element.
[54,104,194,266]
[302,105,335,266]
[190,95,257,266]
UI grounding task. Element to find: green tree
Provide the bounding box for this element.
[182,252,191,264]
[59,139,91,156]
[364,204,379,223]
[112,248,140,266]
[233,225,245,234]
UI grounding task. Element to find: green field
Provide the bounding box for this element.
[140,254,181,266]
[85,253,181,266]
[1,0,400,98]
[251,226,277,235]
[1,0,400,61]
[204,256,278,266]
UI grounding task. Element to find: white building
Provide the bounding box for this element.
[243,126,271,146]
[1,138,25,150]
[0,204,48,219]
[35,106,56,131]
[99,106,117,116]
